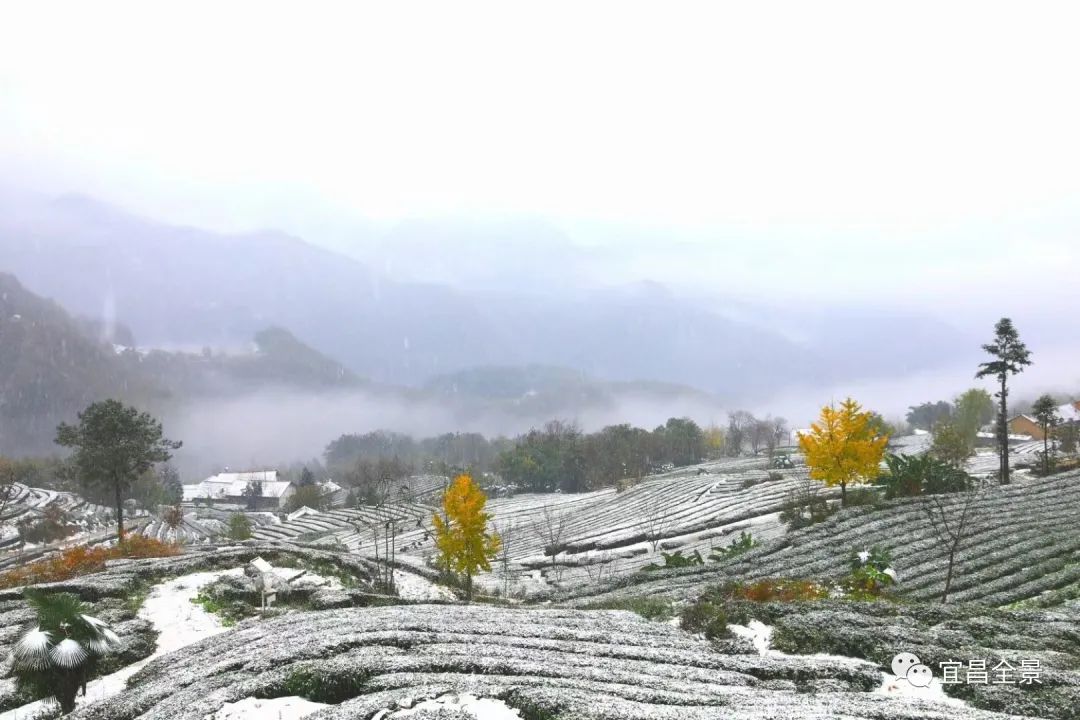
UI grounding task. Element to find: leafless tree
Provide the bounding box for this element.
[765,416,788,460]
[495,519,517,597]
[727,411,755,456]
[642,493,670,553]
[779,475,831,530]
[162,504,184,531]
[923,486,984,603]
[0,459,17,521]
[349,473,407,592]
[583,551,619,584]
[749,418,770,455]
[532,505,568,585]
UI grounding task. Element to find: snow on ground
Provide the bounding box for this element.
[0,567,243,719]
[727,619,977,711]
[1,557,387,718]
[208,696,329,720]
[877,671,972,708]
[139,568,245,657]
[728,620,773,656]
[393,569,456,601]
[279,566,345,591]
[375,693,522,719]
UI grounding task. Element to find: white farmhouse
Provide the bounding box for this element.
[182,470,294,510]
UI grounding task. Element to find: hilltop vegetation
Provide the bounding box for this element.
[0,274,361,455]
[0,273,159,455]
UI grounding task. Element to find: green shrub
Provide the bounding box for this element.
[779,485,834,530]
[581,597,673,621]
[841,546,896,600]
[721,578,830,603]
[709,531,757,562]
[643,549,704,572]
[843,487,882,508]
[284,484,329,513]
[283,667,369,703]
[680,600,729,639]
[878,453,972,499]
[227,513,252,541]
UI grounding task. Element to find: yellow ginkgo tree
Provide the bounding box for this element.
[432,474,501,601]
[798,398,889,507]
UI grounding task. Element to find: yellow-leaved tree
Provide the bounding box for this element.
[798,398,889,506]
[432,473,501,601]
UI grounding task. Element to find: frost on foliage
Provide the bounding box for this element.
[11,628,51,670]
[566,471,1080,608]
[59,604,1027,720]
[49,638,89,669]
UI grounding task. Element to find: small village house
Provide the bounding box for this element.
[1007,400,1080,441]
[182,470,294,510]
[1008,415,1042,440]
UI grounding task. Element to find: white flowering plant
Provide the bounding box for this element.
[11,589,121,714]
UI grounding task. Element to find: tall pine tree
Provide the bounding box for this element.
[1031,394,1060,476]
[56,400,181,540]
[975,319,1031,484]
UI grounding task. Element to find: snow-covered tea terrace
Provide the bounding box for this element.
[0,458,1076,719]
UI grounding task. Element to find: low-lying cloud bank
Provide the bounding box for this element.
[165,386,728,478]
[166,341,1080,479]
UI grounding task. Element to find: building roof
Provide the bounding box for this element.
[182,470,292,500]
[287,506,321,521]
[1058,402,1080,422]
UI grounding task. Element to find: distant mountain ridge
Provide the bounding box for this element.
[425,364,715,403]
[0,272,150,454]
[0,273,363,454]
[0,191,970,402]
[0,274,732,462]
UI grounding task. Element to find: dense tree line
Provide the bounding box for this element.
[325,430,511,477]
[492,418,717,493]
[324,415,790,497]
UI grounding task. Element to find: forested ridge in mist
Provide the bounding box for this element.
[0,191,973,401]
[0,272,733,468]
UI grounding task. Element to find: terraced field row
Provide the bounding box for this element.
[65,604,1020,720]
[251,503,433,544]
[0,483,142,550]
[888,434,1045,478]
[296,457,820,593]
[136,514,226,544]
[564,472,1080,608]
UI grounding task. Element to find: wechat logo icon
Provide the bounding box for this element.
[892,652,933,688]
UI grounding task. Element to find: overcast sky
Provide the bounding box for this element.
[2,1,1079,309]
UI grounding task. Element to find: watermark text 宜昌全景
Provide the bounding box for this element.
[892,653,1043,686]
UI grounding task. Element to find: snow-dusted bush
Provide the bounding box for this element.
[840,546,896,599]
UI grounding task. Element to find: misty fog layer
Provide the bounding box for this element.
[2,191,1079,476]
[2,3,1079,477]
[165,385,731,478]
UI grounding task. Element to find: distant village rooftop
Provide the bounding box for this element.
[182,470,294,508]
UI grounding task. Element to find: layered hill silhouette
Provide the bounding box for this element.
[0,191,971,402]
